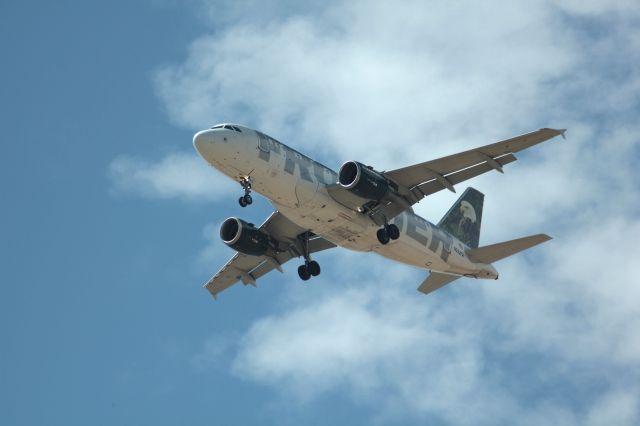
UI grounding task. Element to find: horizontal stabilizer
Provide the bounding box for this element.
[417,272,461,295]
[466,234,551,264]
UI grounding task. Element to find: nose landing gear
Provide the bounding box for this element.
[238,176,253,207]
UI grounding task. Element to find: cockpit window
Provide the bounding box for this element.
[222,125,242,132]
[212,124,242,132]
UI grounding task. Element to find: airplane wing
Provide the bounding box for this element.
[203,211,336,299]
[328,128,565,225]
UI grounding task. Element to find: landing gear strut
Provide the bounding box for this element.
[297,231,321,281]
[238,176,253,207]
[377,223,400,245]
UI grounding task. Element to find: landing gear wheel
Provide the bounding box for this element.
[298,264,311,281]
[307,260,321,276]
[238,176,253,207]
[387,224,400,240]
[377,228,390,245]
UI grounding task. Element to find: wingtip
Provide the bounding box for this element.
[540,128,567,140]
[556,128,567,139]
[204,282,218,301]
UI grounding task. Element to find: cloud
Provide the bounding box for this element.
[229,214,640,424]
[108,151,235,201]
[556,0,640,16]
[154,0,579,168]
[138,0,640,423]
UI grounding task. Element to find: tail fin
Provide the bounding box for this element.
[466,234,551,263]
[438,187,484,248]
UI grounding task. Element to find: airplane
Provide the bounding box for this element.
[193,124,566,300]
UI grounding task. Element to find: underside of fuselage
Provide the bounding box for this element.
[192,124,563,299]
[193,124,489,278]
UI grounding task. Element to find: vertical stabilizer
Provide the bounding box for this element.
[438,187,484,248]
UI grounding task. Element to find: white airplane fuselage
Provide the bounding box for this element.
[193,125,498,279]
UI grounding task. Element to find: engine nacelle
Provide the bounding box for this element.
[338,161,392,201]
[220,217,270,256]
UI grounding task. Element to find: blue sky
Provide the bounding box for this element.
[2,1,640,425]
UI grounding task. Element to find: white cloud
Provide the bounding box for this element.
[137,0,640,423]
[557,0,640,16]
[229,215,640,424]
[154,0,579,168]
[108,151,235,201]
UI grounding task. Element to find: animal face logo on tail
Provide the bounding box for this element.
[438,188,484,248]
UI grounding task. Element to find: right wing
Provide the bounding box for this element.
[385,128,566,198]
[328,128,565,226]
[203,212,335,299]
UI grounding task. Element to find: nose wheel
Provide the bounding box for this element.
[377,223,400,245]
[238,176,253,207]
[238,194,252,207]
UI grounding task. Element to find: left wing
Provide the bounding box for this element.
[328,128,565,225]
[203,212,335,299]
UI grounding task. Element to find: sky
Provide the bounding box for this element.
[2,0,640,425]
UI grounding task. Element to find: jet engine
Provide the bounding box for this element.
[220,217,270,256]
[338,161,394,201]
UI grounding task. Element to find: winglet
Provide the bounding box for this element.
[204,281,219,301]
[559,129,567,140]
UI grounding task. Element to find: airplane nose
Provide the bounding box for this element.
[193,130,212,156]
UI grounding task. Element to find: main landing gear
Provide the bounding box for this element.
[298,260,320,281]
[376,223,400,245]
[238,176,253,207]
[297,231,321,281]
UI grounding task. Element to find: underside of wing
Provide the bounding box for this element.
[327,128,565,226]
[203,212,336,300]
[385,128,565,192]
